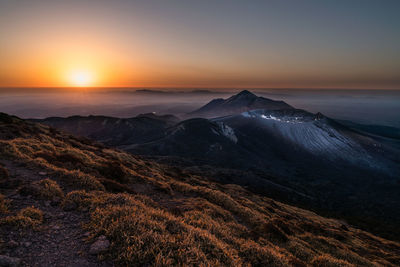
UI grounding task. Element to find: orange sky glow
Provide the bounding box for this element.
[1,1,399,89]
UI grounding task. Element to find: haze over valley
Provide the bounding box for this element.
[1,88,400,128]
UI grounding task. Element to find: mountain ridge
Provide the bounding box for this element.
[187,90,293,118]
[30,113,179,146]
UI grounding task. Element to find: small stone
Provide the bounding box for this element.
[52,225,61,230]
[63,201,77,211]
[83,232,91,237]
[7,240,18,248]
[44,201,51,207]
[10,194,22,200]
[98,235,107,241]
[89,236,110,255]
[74,259,90,265]
[0,255,21,267]
[38,171,47,176]
[51,197,61,206]
[24,242,32,247]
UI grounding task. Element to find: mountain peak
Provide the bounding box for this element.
[226,90,257,103]
[188,90,293,118]
[236,90,255,97]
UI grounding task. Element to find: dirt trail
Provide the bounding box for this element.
[0,160,111,267]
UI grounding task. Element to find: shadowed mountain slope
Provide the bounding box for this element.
[1,112,400,266]
[31,113,179,146]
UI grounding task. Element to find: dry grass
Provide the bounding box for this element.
[0,206,43,229]
[1,113,400,266]
[310,254,354,267]
[0,194,9,214]
[19,206,43,222]
[0,164,8,179]
[19,179,64,201]
[37,179,64,199]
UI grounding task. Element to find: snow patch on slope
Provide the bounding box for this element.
[243,111,304,123]
[215,122,238,143]
[170,124,186,135]
[241,110,374,165]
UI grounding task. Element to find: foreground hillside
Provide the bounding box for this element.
[1,113,400,266]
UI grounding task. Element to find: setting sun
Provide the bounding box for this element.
[68,70,94,87]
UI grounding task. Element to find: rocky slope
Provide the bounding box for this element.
[1,113,400,266]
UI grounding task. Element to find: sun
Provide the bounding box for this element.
[68,70,94,87]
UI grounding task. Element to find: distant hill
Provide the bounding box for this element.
[187,90,293,118]
[1,112,400,266]
[338,120,400,140]
[31,113,179,146]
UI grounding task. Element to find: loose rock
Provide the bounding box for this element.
[62,201,77,211]
[89,236,110,255]
[0,255,21,267]
[51,197,61,206]
[7,240,18,248]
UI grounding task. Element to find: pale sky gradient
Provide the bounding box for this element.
[0,0,399,89]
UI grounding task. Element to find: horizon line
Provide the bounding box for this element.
[1,86,399,91]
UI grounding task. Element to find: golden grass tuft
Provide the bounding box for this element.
[0,206,43,229]
[37,179,64,199]
[0,194,9,214]
[310,254,354,267]
[0,164,9,179]
[60,170,105,191]
[19,206,43,222]
[19,179,64,201]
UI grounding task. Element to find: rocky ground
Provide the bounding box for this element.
[0,160,111,267]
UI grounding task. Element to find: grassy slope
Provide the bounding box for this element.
[0,112,399,266]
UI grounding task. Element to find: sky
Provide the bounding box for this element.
[0,0,399,89]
